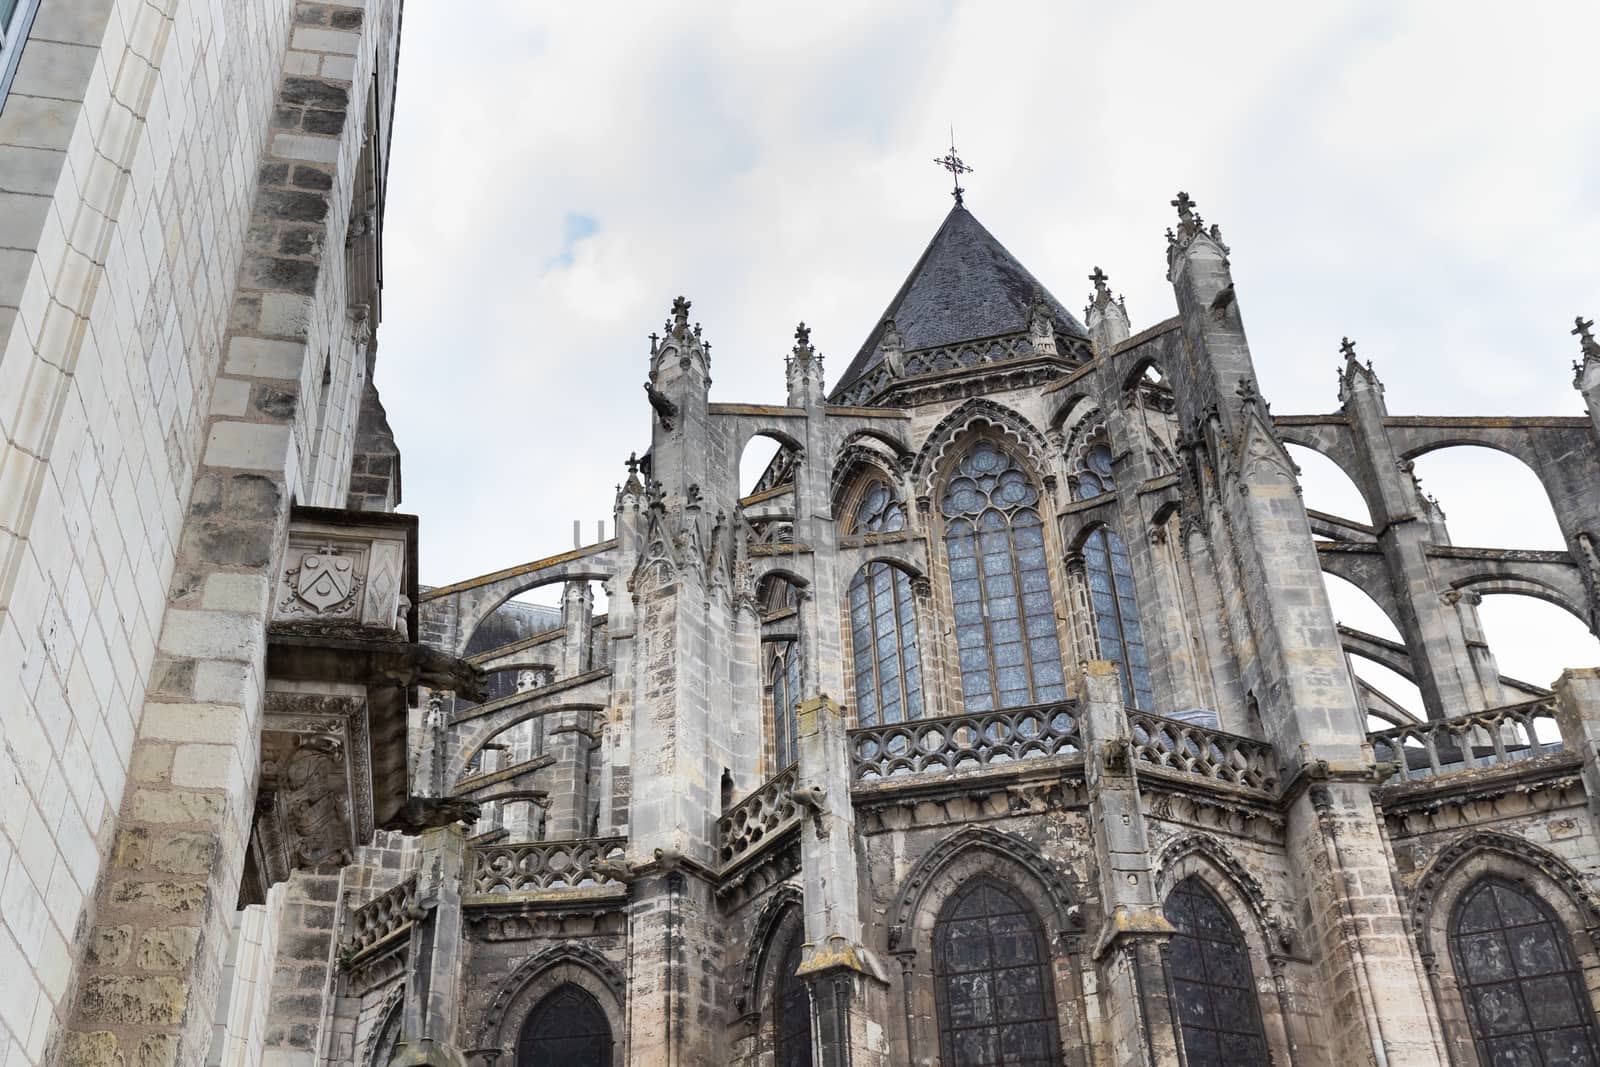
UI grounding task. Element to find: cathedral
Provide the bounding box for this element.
[3,2,1600,1066]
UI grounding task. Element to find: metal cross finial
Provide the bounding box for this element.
[933,128,974,206]
[1340,337,1358,359]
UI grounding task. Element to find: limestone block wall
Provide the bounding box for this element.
[0,2,297,1063]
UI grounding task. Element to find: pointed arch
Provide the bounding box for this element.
[517,985,613,1066]
[911,398,1055,498]
[1164,875,1272,1066]
[889,827,1087,1064]
[936,437,1067,711]
[736,884,804,1018]
[889,826,1082,951]
[476,942,625,1063]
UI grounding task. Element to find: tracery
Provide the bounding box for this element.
[845,480,924,727]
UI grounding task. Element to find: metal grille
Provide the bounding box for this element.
[1451,876,1600,1066]
[1164,877,1269,1067]
[941,442,1067,712]
[775,929,813,1067]
[516,984,613,1066]
[934,878,1061,1066]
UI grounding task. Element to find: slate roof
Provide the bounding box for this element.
[829,205,1088,398]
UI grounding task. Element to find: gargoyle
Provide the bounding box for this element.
[788,784,826,813]
[591,857,635,884]
[407,645,489,703]
[382,795,481,833]
[644,381,678,429]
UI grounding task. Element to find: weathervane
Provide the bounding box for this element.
[933,128,973,206]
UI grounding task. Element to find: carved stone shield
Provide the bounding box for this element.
[296,548,354,613]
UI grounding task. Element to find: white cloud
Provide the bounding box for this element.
[377,0,1600,684]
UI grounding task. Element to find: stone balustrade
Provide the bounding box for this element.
[1369,700,1564,785]
[343,875,417,962]
[717,763,801,868]
[1127,711,1279,795]
[467,837,628,895]
[849,702,1083,782]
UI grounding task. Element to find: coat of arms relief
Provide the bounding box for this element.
[278,542,367,619]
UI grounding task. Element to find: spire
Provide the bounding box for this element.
[1574,315,1600,390]
[1165,190,1228,272]
[1084,265,1130,353]
[830,207,1088,398]
[786,320,826,406]
[1336,335,1384,406]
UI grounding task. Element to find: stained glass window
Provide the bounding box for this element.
[1075,442,1116,501]
[940,442,1067,711]
[770,642,801,769]
[1450,876,1600,1067]
[517,984,613,1066]
[1083,528,1153,710]
[1164,877,1269,1067]
[846,480,923,727]
[934,878,1060,1065]
[774,926,813,1067]
[0,0,39,105]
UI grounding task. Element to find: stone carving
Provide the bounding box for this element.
[468,837,629,895]
[849,701,1081,781]
[1128,711,1279,794]
[1369,699,1563,784]
[280,544,364,617]
[717,764,801,869]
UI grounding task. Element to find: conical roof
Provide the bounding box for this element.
[830,205,1088,398]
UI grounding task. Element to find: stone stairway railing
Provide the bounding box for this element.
[1369,700,1565,785]
[467,836,628,895]
[717,762,801,869]
[342,875,417,962]
[1127,711,1279,795]
[848,702,1083,782]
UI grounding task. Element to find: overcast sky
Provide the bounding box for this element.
[376,1,1600,706]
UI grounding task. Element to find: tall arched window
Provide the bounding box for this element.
[517,984,613,1066]
[846,480,924,727]
[1071,438,1153,710]
[1450,876,1600,1066]
[934,878,1060,1065]
[770,641,801,769]
[1082,527,1153,710]
[1164,876,1269,1067]
[773,925,813,1067]
[940,441,1066,711]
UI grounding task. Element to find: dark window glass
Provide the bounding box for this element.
[1164,877,1269,1067]
[775,927,813,1067]
[1083,527,1153,709]
[771,641,801,769]
[1075,442,1116,500]
[517,984,612,1067]
[940,442,1066,711]
[1450,876,1600,1067]
[934,878,1060,1066]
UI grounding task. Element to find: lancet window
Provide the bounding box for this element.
[933,877,1060,1065]
[1164,876,1269,1067]
[1450,876,1600,1066]
[940,441,1067,711]
[773,925,813,1067]
[1071,439,1153,709]
[846,480,924,727]
[770,641,801,769]
[516,984,613,1066]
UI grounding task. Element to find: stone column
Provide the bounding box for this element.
[62,8,386,1064]
[258,867,342,1065]
[1338,350,1499,717]
[1079,662,1182,1067]
[1164,195,1445,1063]
[394,827,468,1066]
[1554,668,1600,840]
[793,696,890,1067]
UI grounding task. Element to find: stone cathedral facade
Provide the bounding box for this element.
[5,3,1600,1067]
